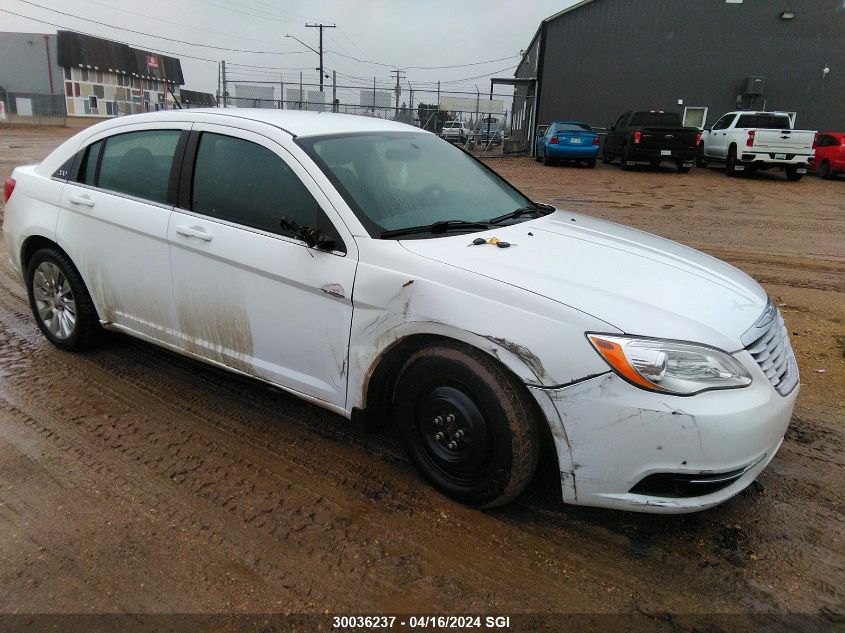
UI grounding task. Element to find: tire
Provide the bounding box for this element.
[534,147,542,162]
[25,247,101,351]
[649,160,661,169]
[819,160,832,180]
[585,158,597,168]
[542,150,552,166]
[785,166,803,181]
[676,162,692,174]
[726,146,740,177]
[392,342,541,508]
[602,148,612,164]
[620,145,633,171]
[695,144,707,168]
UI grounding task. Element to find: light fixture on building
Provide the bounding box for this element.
[779,11,796,20]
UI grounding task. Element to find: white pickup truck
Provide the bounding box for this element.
[699,111,815,180]
[439,121,469,143]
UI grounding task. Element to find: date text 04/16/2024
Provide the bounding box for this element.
[332,615,511,629]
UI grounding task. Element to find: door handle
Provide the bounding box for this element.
[68,194,95,207]
[175,224,213,242]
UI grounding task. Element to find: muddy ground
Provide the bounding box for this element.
[0,126,842,628]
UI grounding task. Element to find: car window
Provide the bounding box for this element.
[97,130,180,203]
[300,132,531,235]
[191,132,334,244]
[554,123,591,132]
[76,140,102,185]
[712,115,733,131]
[735,114,792,129]
[614,114,628,129]
[628,112,682,126]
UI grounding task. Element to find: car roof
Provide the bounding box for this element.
[82,108,424,139]
[551,120,590,125]
[818,131,845,137]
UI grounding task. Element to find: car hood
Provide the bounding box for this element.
[399,211,767,351]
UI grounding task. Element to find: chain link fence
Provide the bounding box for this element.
[221,75,535,157]
[0,90,66,125]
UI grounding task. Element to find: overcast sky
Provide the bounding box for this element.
[0,0,577,96]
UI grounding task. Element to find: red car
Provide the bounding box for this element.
[811,132,845,179]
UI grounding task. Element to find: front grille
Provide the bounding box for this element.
[743,304,798,396]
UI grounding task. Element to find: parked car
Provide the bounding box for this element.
[470,118,504,146]
[535,121,600,167]
[603,111,700,173]
[699,111,815,180]
[439,120,469,143]
[3,109,798,513]
[810,131,845,179]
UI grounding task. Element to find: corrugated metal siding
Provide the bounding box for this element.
[536,0,845,130]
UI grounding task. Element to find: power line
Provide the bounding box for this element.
[12,0,311,55]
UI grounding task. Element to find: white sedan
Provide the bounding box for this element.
[2,109,799,512]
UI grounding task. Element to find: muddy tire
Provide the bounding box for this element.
[585,158,597,168]
[726,146,740,177]
[818,160,832,180]
[785,166,803,181]
[542,150,552,166]
[676,162,692,174]
[26,247,101,351]
[392,342,540,508]
[620,145,633,171]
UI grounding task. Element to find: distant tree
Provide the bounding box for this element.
[417,103,451,132]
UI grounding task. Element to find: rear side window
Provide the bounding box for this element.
[191,132,336,245]
[97,130,180,203]
[77,140,103,185]
[735,114,791,130]
[629,112,682,126]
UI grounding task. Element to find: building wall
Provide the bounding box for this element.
[537,0,845,131]
[62,66,179,117]
[0,32,62,95]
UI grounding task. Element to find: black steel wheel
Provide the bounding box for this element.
[726,146,740,177]
[818,160,832,180]
[393,342,540,508]
[620,144,633,170]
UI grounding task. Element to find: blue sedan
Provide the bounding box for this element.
[536,121,600,167]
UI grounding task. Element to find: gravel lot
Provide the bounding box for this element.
[0,126,842,628]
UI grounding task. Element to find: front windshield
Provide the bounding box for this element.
[298,132,532,236]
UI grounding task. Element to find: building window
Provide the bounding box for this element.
[96,70,104,83]
[65,81,73,97]
[94,85,105,99]
[64,67,71,80]
[81,68,89,81]
[90,96,98,109]
[74,83,80,97]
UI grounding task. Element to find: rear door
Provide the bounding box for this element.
[168,123,357,407]
[56,123,185,344]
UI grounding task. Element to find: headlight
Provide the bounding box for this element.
[587,334,752,395]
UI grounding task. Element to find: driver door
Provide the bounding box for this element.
[168,123,357,407]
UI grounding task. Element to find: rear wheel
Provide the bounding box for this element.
[542,150,552,166]
[695,144,707,168]
[726,146,740,177]
[676,162,692,174]
[649,160,661,169]
[602,148,612,164]
[26,247,101,351]
[392,343,540,508]
[818,160,832,180]
[585,158,597,168]
[785,165,803,181]
[620,145,633,171]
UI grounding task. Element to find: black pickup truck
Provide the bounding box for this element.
[603,111,701,173]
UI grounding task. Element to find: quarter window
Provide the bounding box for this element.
[97,130,180,203]
[191,133,334,245]
[77,140,103,185]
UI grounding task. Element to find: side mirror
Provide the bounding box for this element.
[280,216,336,252]
[704,126,711,132]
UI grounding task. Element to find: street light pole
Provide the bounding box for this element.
[305,23,336,92]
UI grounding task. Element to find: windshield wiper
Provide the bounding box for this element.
[380,220,490,239]
[488,203,555,225]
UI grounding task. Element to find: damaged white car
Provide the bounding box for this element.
[3,110,798,512]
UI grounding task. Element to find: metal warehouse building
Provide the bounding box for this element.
[510,0,845,151]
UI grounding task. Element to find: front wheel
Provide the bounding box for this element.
[785,166,803,181]
[26,247,101,351]
[393,343,541,508]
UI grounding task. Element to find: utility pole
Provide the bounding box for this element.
[390,69,406,120]
[305,23,336,92]
[332,70,337,112]
[221,59,227,108]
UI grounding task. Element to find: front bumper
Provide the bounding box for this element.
[529,355,798,513]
